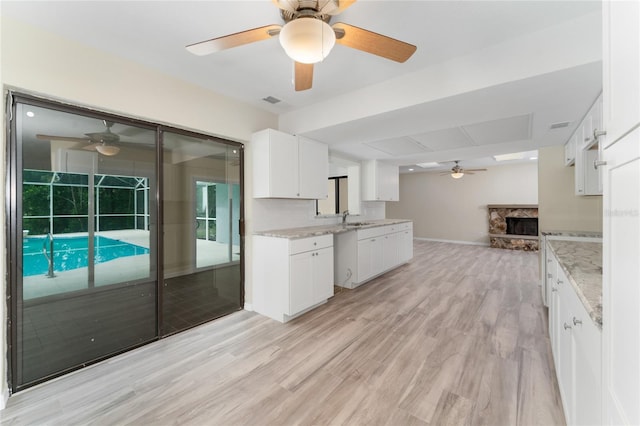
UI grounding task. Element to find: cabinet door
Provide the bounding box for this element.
[398,229,413,263]
[602,0,640,147]
[575,144,586,196]
[289,251,315,315]
[557,270,575,424]
[382,232,399,271]
[602,127,640,426]
[253,129,299,198]
[312,247,334,303]
[573,310,603,426]
[380,163,399,201]
[584,149,601,195]
[357,238,375,282]
[298,136,328,199]
[564,136,576,166]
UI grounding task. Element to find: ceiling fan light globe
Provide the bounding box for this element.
[451,172,464,179]
[279,18,336,64]
[95,144,120,156]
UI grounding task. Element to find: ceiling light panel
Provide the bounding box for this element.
[462,114,532,145]
[365,137,428,156]
[409,127,474,151]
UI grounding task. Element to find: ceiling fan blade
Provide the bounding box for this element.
[324,0,357,15]
[82,143,100,152]
[332,22,416,63]
[271,0,296,12]
[464,168,488,172]
[37,134,89,143]
[295,62,314,91]
[186,25,281,56]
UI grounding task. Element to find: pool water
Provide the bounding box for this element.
[23,236,150,277]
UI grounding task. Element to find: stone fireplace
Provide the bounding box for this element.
[488,204,539,251]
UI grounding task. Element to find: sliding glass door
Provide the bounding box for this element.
[161,131,242,335]
[8,94,243,391]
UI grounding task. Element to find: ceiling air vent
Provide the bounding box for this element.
[549,121,570,129]
[262,96,282,104]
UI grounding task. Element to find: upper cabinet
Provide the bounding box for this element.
[252,129,328,199]
[361,160,399,202]
[568,93,604,196]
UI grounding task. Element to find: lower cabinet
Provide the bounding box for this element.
[547,245,602,425]
[335,222,413,289]
[253,234,334,323]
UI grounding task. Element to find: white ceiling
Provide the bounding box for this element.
[2,0,603,172]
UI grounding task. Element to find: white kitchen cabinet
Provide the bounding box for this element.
[357,236,383,283]
[253,234,334,323]
[361,160,399,201]
[298,136,329,199]
[547,247,602,426]
[564,134,577,166]
[382,228,400,271]
[602,2,640,423]
[252,129,328,199]
[572,93,603,196]
[334,222,413,289]
[398,223,414,264]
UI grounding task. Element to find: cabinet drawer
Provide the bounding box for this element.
[357,226,387,240]
[290,234,333,254]
[397,222,412,231]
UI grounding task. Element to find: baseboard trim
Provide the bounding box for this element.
[414,237,490,247]
[243,303,253,312]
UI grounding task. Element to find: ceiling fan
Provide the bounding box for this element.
[37,120,129,156]
[440,161,487,179]
[186,0,417,91]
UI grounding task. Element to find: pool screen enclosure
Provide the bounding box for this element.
[7,93,244,391]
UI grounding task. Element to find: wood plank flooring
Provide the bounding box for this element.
[1,240,565,425]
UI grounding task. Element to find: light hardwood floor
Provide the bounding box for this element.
[1,240,565,425]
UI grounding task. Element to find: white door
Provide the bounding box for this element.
[602,1,640,424]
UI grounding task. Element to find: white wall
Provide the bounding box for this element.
[387,162,539,245]
[0,16,277,405]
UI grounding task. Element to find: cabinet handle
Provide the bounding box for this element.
[594,129,607,140]
[314,242,317,246]
[371,239,376,242]
[551,287,558,292]
[564,323,572,330]
[573,317,582,326]
[594,159,607,170]
[547,273,553,279]
[556,279,563,285]
[584,137,590,142]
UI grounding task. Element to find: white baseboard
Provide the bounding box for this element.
[414,237,490,247]
[243,303,253,312]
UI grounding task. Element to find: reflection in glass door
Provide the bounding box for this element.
[11,100,158,390]
[161,131,242,335]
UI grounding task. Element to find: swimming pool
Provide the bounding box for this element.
[23,236,150,277]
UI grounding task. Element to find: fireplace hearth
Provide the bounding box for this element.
[488,204,539,251]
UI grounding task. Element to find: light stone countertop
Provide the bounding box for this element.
[254,219,412,239]
[547,240,603,328]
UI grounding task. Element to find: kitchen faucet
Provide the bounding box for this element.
[342,210,350,224]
